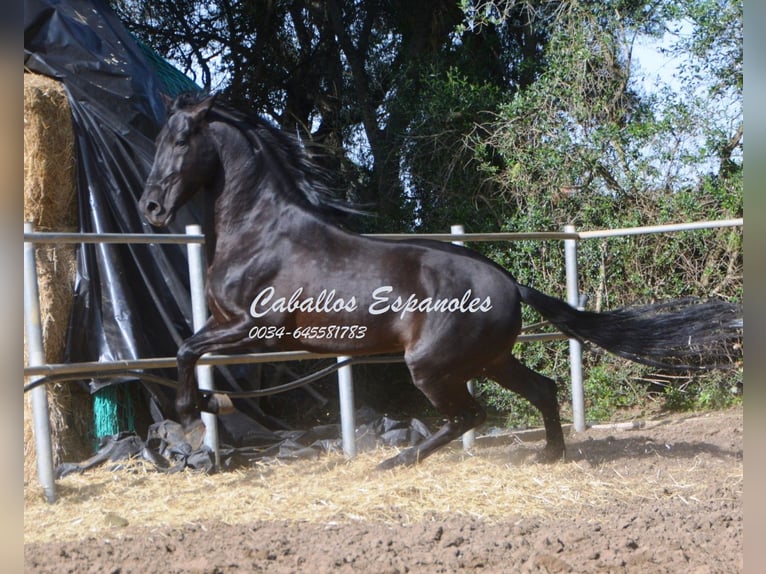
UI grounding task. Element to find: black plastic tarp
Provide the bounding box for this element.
[24,0,203,403]
[23,0,360,453]
[55,408,433,475]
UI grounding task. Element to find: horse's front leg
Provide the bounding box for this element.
[175,317,254,447]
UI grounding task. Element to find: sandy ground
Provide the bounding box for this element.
[24,407,742,573]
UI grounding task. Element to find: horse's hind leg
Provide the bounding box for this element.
[486,355,566,462]
[377,371,486,470]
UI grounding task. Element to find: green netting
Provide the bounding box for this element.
[93,386,119,438]
[93,383,136,443]
[134,37,201,97]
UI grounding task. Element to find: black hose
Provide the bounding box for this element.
[23,355,404,398]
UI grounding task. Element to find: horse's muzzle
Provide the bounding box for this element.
[139,187,174,227]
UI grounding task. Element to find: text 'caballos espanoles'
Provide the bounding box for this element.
[249,285,492,320]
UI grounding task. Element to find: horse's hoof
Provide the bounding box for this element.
[200,392,235,415]
[185,420,206,450]
[212,393,235,415]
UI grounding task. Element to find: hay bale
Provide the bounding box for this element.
[24,73,92,483]
[23,74,78,229]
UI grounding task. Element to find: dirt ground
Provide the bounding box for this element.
[24,407,742,573]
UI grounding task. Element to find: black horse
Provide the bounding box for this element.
[139,93,740,469]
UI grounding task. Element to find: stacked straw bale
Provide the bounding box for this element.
[24,73,92,483]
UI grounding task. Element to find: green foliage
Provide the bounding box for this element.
[479,377,544,429]
[474,175,741,427]
[399,66,505,231]
[452,0,743,427]
[581,364,645,422]
[669,0,743,94]
[661,371,742,412]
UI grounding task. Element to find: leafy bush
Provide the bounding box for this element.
[470,172,742,427]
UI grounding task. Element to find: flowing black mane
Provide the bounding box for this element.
[169,92,361,219]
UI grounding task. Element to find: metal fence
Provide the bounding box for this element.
[24,217,743,502]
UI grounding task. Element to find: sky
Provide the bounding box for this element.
[631,25,689,95]
[629,20,742,177]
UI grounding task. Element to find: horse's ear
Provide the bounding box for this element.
[160,93,175,110]
[190,94,217,121]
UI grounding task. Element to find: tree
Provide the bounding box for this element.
[666,0,743,176]
[111,0,558,230]
[465,0,741,200]
[112,0,741,230]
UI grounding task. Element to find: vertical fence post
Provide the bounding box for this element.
[24,222,56,503]
[185,225,220,467]
[337,356,356,458]
[564,225,586,432]
[452,224,476,451]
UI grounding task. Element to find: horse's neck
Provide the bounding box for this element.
[207,124,264,226]
[208,122,323,251]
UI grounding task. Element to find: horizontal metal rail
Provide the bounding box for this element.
[25,230,579,245]
[367,231,580,242]
[23,356,409,397]
[22,333,565,380]
[25,218,741,246]
[578,218,743,239]
[23,231,205,244]
[23,350,336,378]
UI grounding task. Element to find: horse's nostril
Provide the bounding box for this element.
[146,200,161,214]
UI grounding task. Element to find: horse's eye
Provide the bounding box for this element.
[175,137,189,147]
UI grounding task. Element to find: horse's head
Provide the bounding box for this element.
[139,94,219,227]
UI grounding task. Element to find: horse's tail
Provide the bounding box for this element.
[515,283,742,370]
